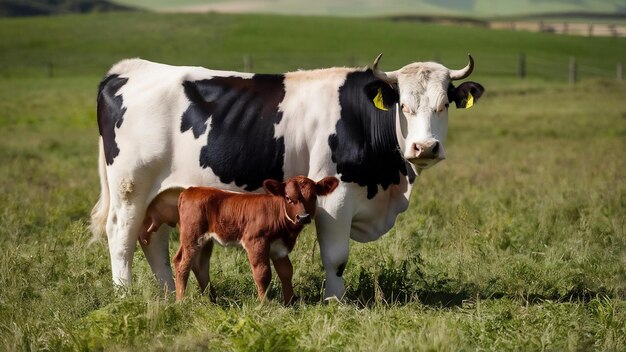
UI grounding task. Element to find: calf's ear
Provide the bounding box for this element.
[448,82,485,109]
[263,179,285,196]
[315,176,340,196]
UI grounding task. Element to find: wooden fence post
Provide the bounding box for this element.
[569,57,577,84]
[518,53,526,79]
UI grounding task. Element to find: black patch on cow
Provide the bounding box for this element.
[181,75,286,191]
[329,70,416,199]
[97,74,128,165]
[448,81,485,108]
[180,81,212,138]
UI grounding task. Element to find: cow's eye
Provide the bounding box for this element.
[286,196,294,204]
[436,99,449,113]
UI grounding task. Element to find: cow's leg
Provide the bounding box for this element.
[140,225,175,291]
[317,222,350,300]
[106,201,143,289]
[244,240,272,302]
[315,189,353,301]
[192,240,214,294]
[106,172,160,290]
[271,255,295,305]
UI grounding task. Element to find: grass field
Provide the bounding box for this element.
[0,12,625,351]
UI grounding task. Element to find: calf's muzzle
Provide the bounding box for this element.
[296,213,311,224]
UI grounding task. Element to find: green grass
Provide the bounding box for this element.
[0,12,625,351]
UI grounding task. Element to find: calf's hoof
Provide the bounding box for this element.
[284,295,299,306]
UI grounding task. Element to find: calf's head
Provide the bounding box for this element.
[263,176,339,225]
[371,54,485,171]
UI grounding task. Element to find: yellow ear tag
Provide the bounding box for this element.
[465,91,474,109]
[373,88,388,111]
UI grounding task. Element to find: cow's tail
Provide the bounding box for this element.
[89,138,109,244]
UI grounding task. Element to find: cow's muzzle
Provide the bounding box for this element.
[406,141,445,168]
[413,141,440,159]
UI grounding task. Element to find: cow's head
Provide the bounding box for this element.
[263,176,339,225]
[371,54,484,171]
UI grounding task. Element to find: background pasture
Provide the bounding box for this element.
[0,12,625,351]
[113,0,626,18]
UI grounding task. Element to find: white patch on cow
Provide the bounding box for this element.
[350,164,414,242]
[200,232,240,248]
[277,68,350,178]
[269,239,289,259]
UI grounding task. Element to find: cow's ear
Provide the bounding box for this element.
[448,82,485,109]
[315,176,339,196]
[364,81,399,111]
[263,179,285,196]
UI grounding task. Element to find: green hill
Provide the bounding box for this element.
[112,0,626,18]
[0,12,623,82]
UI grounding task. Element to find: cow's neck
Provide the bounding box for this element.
[329,69,416,199]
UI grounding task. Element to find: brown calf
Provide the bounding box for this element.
[174,176,339,303]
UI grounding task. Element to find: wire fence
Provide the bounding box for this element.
[236,52,624,83]
[512,53,621,82]
[490,21,626,38]
[8,52,624,84]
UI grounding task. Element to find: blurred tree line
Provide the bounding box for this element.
[0,0,137,17]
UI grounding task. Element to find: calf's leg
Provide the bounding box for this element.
[271,256,295,305]
[244,240,272,302]
[173,229,200,301]
[173,246,193,301]
[192,240,214,294]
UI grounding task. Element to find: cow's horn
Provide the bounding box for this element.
[449,54,474,80]
[372,53,398,83]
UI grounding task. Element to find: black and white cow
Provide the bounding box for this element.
[91,54,484,299]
